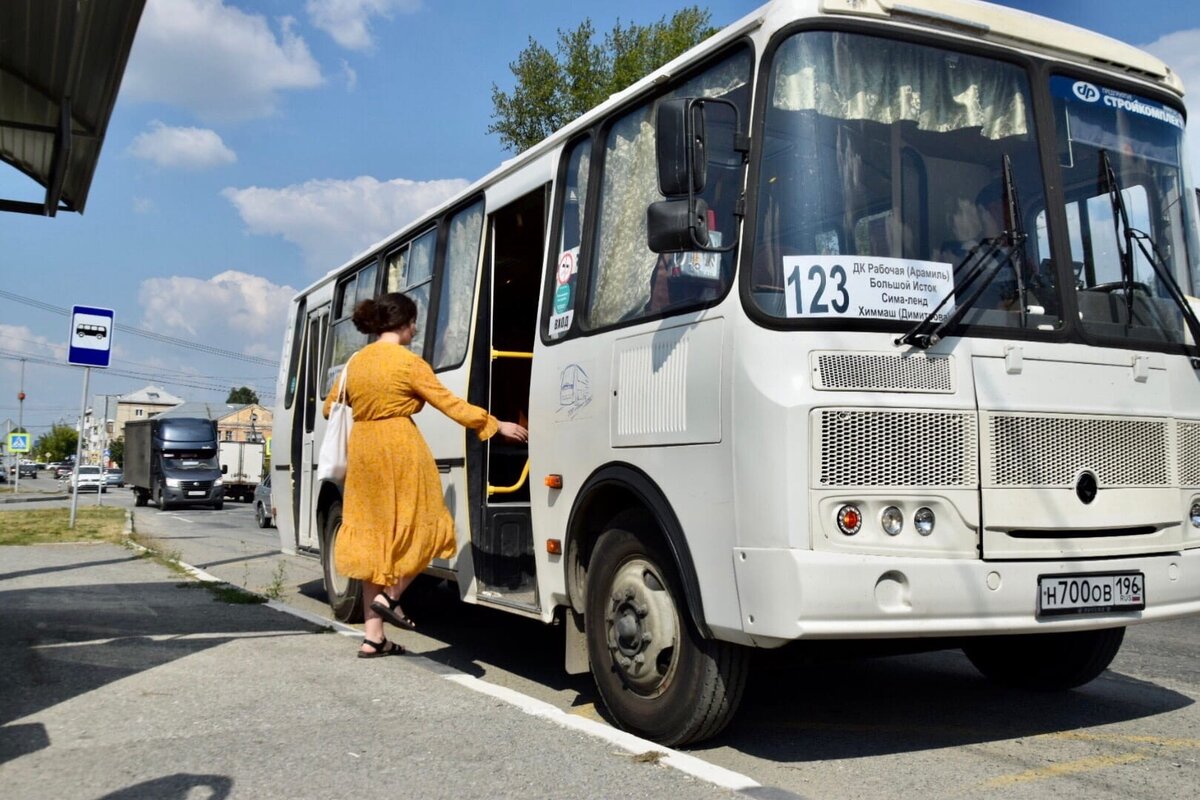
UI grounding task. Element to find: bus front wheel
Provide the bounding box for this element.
[585,527,747,746]
[321,500,363,623]
[963,627,1125,690]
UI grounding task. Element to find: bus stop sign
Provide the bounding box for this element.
[68,305,115,368]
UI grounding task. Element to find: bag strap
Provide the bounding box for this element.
[337,353,356,404]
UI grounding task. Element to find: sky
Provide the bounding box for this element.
[1,0,1199,443]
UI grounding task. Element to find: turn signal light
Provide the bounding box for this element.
[544,474,563,489]
[836,504,862,536]
[546,539,562,555]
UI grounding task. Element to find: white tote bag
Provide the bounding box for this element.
[316,355,355,482]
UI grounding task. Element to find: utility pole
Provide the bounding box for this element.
[13,358,25,494]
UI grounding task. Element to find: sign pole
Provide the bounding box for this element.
[69,367,90,530]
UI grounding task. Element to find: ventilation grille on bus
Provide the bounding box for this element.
[813,352,954,393]
[984,413,1170,487]
[816,409,977,487]
[1176,420,1200,487]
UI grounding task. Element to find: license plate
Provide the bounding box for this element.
[187,490,206,496]
[1037,572,1144,617]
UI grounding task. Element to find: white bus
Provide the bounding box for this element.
[274,0,1200,745]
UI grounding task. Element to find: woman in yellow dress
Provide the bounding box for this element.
[324,293,528,657]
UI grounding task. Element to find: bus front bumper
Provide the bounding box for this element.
[731,547,1200,644]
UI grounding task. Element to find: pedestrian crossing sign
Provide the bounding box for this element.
[8,432,31,453]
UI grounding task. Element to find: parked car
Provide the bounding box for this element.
[68,465,107,493]
[54,464,74,479]
[253,473,274,528]
[105,468,124,488]
[18,463,37,478]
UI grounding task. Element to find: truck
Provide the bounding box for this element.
[218,440,265,503]
[124,417,224,510]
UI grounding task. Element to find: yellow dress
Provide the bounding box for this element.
[323,341,498,585]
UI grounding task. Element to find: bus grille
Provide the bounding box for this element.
[983,413,1169,488]
[814,352,954,393]
[1179,421,1200,487]
[816,409,977,487]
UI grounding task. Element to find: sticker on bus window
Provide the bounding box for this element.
[782,256,956,323]
[549,248,579,339]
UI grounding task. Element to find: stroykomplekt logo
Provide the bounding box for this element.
[1072,81,1100,102]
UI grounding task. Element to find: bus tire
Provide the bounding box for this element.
[963,626,1125,690]
[585,527,747,746]
[321,499,363,623]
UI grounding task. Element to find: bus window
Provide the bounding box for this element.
[587,47,751,328]
[546,137,590,340]
[328,273,366,389]
[433,200,484,370]
[385,228,436,356]
[283,298,306,409]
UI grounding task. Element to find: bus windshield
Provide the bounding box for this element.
[751,31,1054,333]
[1047,74,1197,348]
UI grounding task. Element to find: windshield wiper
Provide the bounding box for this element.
[896,155,1028,349]
[1098,149,1200,366]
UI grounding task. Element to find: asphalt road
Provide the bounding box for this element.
[11,476,1200,798]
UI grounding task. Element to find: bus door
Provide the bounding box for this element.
[469,187,545,608]
[294,304,329,551]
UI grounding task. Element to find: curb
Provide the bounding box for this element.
[0,494,70,504]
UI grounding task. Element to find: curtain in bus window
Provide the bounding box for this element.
[772,33,1029,140]
[434,201,484,369]
[588,51,750,328]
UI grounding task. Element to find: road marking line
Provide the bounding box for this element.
[33,631,313,648]
[1052,731,1200,749]
[442,673,762,793]
[978,751,1153,789]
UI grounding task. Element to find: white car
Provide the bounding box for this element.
[68,465,107,493]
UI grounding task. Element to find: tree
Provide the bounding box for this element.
[109,437,124,468]
[489,8,717,152]
[34,423,78,463]
[227,387,259,405]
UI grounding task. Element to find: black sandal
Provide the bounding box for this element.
[371,594,416,630]
[357,637,405,658]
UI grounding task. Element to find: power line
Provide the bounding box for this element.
[0,287,281,368]
[0,334,274,382]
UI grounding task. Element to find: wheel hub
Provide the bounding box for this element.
[604,558,680,696]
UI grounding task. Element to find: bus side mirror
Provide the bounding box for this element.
[648,197,710,253]
[656,98,706,197]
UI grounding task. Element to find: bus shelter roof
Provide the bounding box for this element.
[0,0,145,217]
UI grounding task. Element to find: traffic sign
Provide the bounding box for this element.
[68,305,115,368]
[8,432,31,453]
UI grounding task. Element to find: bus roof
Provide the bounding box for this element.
[299,0,1183,297]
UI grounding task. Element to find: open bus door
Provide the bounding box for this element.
[292,304,329,551]
[467,187,545,610]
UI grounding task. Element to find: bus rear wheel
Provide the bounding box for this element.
[963,627,1125,690]
[585,527,747,746]
[321,499,363,623]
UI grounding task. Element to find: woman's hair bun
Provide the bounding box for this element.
[352,298,381,334]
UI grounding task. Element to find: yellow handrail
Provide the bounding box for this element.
[492,349,533,360]
[488,459,530,496]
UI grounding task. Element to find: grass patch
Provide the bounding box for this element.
[174,578,267,604]
[0,507,126,545]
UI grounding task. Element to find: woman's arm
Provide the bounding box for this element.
[412,360,527,441]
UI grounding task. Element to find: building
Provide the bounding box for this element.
[110,386,184,441]
[156,402,272,444]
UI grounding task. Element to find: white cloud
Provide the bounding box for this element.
[1142,28,1200,173]
[0,325,66,364]
[221,175,469,271]
[129,121,237,169]
[137,271,297,362]
[306,0,420,51]
[123,0,323,121]
[132,196,157,214]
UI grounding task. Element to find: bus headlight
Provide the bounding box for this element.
[914,507,935,536]
[881,506,904,536]
[1190,501,1200,528]
[836,504,862,536]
